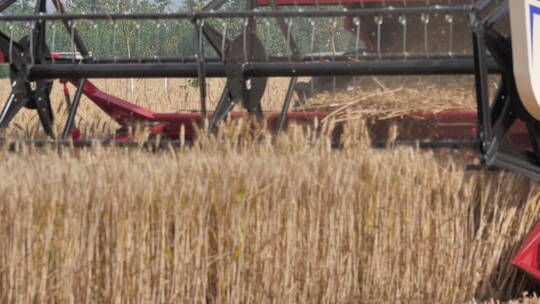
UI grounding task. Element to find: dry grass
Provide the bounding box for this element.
[0,77,539,303]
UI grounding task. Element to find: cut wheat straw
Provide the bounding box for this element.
[301,79,477,124]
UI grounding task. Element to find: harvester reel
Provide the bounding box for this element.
[0,35,54,137]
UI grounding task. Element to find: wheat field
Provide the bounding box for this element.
[0,78,539,303]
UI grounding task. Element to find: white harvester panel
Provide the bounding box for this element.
[510,0,540,120]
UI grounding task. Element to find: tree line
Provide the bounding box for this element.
[0,0,353,62]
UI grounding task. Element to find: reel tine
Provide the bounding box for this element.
[243,18,248,63]
[201,21,230,60]
[446,14,454,56]
[353,17,360,96]
[421,13,430,56]
[399,15,407,57]
[111,20,117,62]
[286,18,292,62]
[310,20,316,95]
[8,23,13,63]
[29,23,35,63]
[268,0,300,56]
[263,18,270,62]
[93,21,99,61]
[354,17,361,59]
[375,15,383,59]
[136,21,142,62]
[331,18,337,98]
[70,20,77,63]
[50,22,57,62]
[221,21,228,60]
[195,19,207,119]
[0,27,23,63]
[155,20,162,61]
[52,0,90,57]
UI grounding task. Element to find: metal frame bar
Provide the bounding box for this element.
[277,77,297,133]
[61,78,86,139]
[0,6,473,22]
[51,53,479,64]
[472,30,492,153]
[27,59,500,79]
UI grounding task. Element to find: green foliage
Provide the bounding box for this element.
[0,64,9,79]
[188,78,199,88]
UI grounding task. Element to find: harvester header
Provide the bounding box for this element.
[0,0,517,174]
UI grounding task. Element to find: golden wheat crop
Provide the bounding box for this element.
[0,78,293,139]
[0,77,539,303]
[0,76,484,139]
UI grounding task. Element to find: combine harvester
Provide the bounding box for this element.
[0,0,540,288]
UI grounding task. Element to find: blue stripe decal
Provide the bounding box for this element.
[530,4,540,61]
